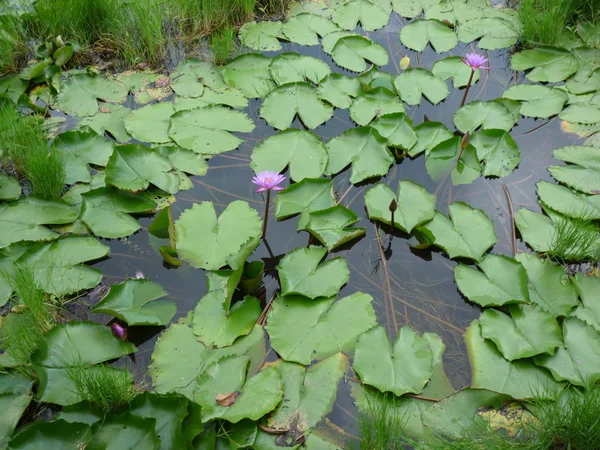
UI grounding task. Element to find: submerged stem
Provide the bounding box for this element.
[262,189,271,239]
[459,70,475,107]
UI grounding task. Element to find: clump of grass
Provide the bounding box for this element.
[22,145,65,199]
[211,26,236,64]
[354,392,407,450]
[516,0,598,47]
[67,363,138,413]
[0,15,26,73]
[547,214,600,264]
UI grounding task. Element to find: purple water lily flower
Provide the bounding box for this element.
[252,171,285,193]
[461,53,491,71]
[110,323,127,341]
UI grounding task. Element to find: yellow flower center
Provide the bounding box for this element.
[265,177,273,184]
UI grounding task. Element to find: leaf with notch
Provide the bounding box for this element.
[394,69,449,106]
[275,178,336,229]
[269,53,331,85]
[426,136,482,185]
[503,85,567,119]
[400,19,457,53]
[303,205,366,251]
[457,16,519,50]
[124,102,175,144]
[330,35,389,72]
[349,87,405,126]
[432,56,481,89]
[469,129,520,177]
[332,0,391,31]
[536,180,600,219]
[282,13,340,45]
[454,99,519,133]
[371,113,417,149]
[239,21,284,51]
[317,73,362,109]
[549,145,600,194]
[511,46,579,83]
[222,54,275,99]
[408,121,454,157]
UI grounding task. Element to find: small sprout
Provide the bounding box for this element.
[389,199,397,229]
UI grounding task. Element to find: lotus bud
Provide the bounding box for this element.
[110,323,127,341]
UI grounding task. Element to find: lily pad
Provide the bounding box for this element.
[534,317,600,386]
[56,74,128,117]
[571,273,600,332]
[408,121,454,157]
[349,87,405,126]
[417,202,497,261]
[124,103,175,144]
[400,19,457,53]
[431,56,481,89]
[549,145,600,194]
[511,46,579,83]
[0,372,32,445]
[559,104,600,124]
[454,254,529,307]
[154,145,208,177]
[392,0,437,18]
[78,104,132,143]
[426,136,482,185]
[31,322,136,405]
[260,82,333,130]
[80,187,155,238]
[454,99,520,133]
[169,106,255,154]
[269,53,331,85]
[514,208,559,253]
[274,178,336,229]
[87,414,159,450]
[266,291,377,364]
[332,0,391,31]
[370,113,417,149]
[457,16,520,50]
[105,144,180,194]
[394,68,449,106]
[503,85,568,119]
[239,21,284,51]
[7,420,90,450]
[515,252,578,317]
[317,73,362,109]
[325,126,394,184]
[0,174,21,201]
[469,129,520,177]
[364,180,435,232]
[175,201,261,271]
[536,180,600,219]
[354,326,434,396]
[92,279,176,326]
[250,129,327,182]
[281,13,340,46]
[302,205,366,251]
[278,246,349,298]
[330,35,389,72]
[0,197,78,248]
[222,54,275,99]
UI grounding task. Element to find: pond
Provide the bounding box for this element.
[1,0,600,448]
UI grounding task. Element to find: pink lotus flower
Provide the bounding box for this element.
[252,171,285,193]
[110,323,127,341]
[461,53,491,71]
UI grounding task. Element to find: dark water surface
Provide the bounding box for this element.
[68,12,583,442]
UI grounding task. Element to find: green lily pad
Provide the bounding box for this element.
[454,254,529,307]
[392,0,436,18]
[250,129,327,182]
[466,321,562,400]
[80,187,155,238]
[0,372,32,445]
[87,414,159,450]
[266,291,377,364]
[349,87,405,126]
[92,279,176,326]
[571,273,600,332]
[511,46,579,83]
[31,322,136,405]
[274,178,336,229]
[169,105,255,154]
[400,19,457,53]
[426,136,482,185]
[549,145,600,194]
[480,304,562,361]
[317,73,362,109]
[325,126,394,184]
[364,180,435,232]
[195,356,283,423]
[431,56,481,89]
[354,326,434,396]
[124,103,175,144]
[331,0,391,31]
[394,68,449,106]
[56,74,128,117]
[515,252,578,317]
[287,1,332,17]
[302,205,366,251]
[536,180,600,219]
[408,121,453,157]
[565,68,600,95]
[453,99,519,133]
[281,13,340,46]
[457,16,520,50]
[370,113,417,149]
[260,82,333,130]
[329,35,389,72]
[269,53,331,85]
[469,129,520,177]
[175,201,261,271]
[503,85,568,119]
[78,104,132,143]
[559,103,600,124]
[105,144,179,194]
[0,174,21,201]
[192,270,261,348]
[239,21,283,52]
[154,145,208,177]
[514,208,557,253]
[7,420,90,450]
[417,202,497,261]
[278,246,349,298]
[534,317,600,386]
[0,197,78,248]
[222,54,275,99]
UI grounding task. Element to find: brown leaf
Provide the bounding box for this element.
[258,424,288,435]
[215,391,239,407]
[155,76,170,88]
[99,107,110,113]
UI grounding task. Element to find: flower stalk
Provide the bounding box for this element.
[459,53,491,107]
[252,171,285,240]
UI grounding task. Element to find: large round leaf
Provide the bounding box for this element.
[511,46,579,83]
[7,420,90,450]
[250,129,327,182]
[87,414,159,450]
[370,113,417,149]
[354,326,434,396]
[56,74,128,117]
[325,126,393,184]
[469,129,520,177]
[168,106,254,154]
[364,180,435,232]
[239,21,283,51]
[78,104,132,143]
[418,202,497,261]
[394,68,449,105]
[0,372,32,444]
[281,13,340,46]
[302,205,366,251]
[457,16,519,50]
[408,121,453,157]
[400,19,457,52]
[317,73,362,109]
[349,87,405,126]
[222,54,275,99]
[277,246,349,298]
[425,136,482,185]
[329,35,389,72]
[269,53,331,85]
[331,0,391,31]
[175,201,261,270]
[266,292,377,364]
[124,103,174,144]
[502,85,567,119]
[31,322,136,405]
[454,254,529,307]
[536,180,600,219]
[274,178,336,229]
[92,279,176,326]
[431,56,481,89]
[571,273,600,333]
[453,99,519,133]
[260,82,333,130]
[549,145,600,194]
[559,104,600,125]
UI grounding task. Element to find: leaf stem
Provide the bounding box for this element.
[459,70,475,108]
[262,190,270,239]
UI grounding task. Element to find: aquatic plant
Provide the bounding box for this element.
[547,214,600,263]
[110,323,127,340]
[211,25,236,64]
[252,170,285,239]
[460,52,490,107]
[353,392,406,450]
